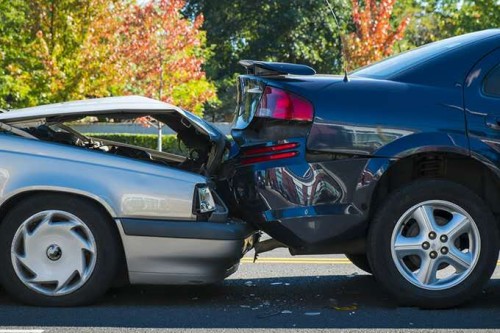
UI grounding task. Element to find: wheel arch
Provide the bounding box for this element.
[0,186,117,219]
[369,151,500,226]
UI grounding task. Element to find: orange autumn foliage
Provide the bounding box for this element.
[345,0,410,70]
[116,0,216,115]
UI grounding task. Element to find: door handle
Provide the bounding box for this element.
[485,115,500,130]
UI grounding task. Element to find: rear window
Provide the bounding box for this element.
[353,32,490,79]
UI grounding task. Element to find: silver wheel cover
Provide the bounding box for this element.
[11,210,97,296]
[391,200,481,291]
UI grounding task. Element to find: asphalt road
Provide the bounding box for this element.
[0,248,498,332]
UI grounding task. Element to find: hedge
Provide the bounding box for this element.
[85,133,186,155]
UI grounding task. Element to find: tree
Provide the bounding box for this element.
[115,0,216,115]
[0,0,216,116]
[394,0,500,50]
[344,0,410,69]
[27,0,118,105]
[0,0,38,108]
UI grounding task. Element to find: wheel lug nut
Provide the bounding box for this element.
[422,242,430,250]
[429,232,437,240]
[440,247,448,255]
[440,235,448,242]
[429,251,438,259]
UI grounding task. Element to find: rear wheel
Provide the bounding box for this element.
[0,194,120,306]
[367,179,499,309]
[345,253,372,274]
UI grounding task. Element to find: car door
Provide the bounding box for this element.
[464,48,500,166]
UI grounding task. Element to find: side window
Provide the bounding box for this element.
[483,64,500,98]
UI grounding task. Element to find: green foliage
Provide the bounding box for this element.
[396,0,500,49]
[0,0,215,115]
[0,0,35,108]
[86,133,186,155]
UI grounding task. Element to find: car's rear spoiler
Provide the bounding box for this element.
[239,60,316,76]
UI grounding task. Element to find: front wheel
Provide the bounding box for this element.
[367,179,499,309]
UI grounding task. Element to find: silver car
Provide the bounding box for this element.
[0,96,255,306]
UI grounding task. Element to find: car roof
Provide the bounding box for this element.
[353,29,500,80]
[0,96,179,122]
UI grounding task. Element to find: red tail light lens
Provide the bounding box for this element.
[241,151,299,165]
[255,87,313,122]
[242,142,299,156]
[240,142,300,165]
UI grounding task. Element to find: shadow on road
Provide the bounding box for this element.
[0,275,498,329]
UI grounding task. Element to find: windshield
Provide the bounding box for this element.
[352,31,494,79]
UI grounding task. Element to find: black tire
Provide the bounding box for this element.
[0,193,121,306]
[345,253,372,274]
[367,179,500,309]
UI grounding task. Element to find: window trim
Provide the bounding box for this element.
[482,63,500,98]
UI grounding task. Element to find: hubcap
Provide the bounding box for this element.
[391,200,480,291]
[11,210,97,296]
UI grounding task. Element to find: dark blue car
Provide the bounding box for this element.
[221,29,500,308]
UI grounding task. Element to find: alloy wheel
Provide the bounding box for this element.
[390,200,480,290]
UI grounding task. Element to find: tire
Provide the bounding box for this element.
[367,179,500,309]
[345,253,372,274]
[0,193,120,306]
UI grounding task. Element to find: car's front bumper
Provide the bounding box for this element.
[115,218,256,285]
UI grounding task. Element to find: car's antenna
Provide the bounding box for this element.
[324,0,349,82]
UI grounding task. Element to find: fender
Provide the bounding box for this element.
[351,131,472,214]
[371,131,470,159]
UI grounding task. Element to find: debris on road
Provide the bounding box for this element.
[304,312,321,316]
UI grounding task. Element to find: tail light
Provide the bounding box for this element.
[255,86,314,122]
[241,142,299,165]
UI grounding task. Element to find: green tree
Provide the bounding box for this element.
[0,0,216,115]
[0,0,36,108]
[396,0,500,49]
